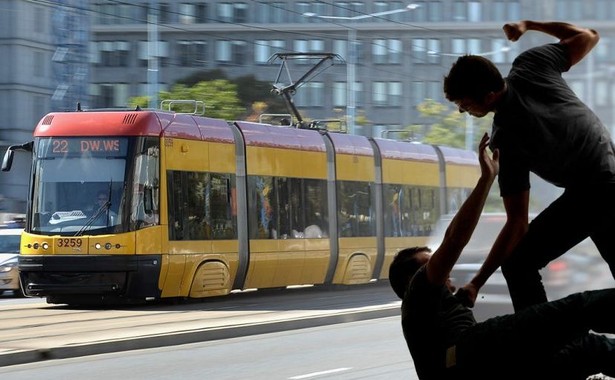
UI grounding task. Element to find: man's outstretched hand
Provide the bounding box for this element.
[455,283,479,308]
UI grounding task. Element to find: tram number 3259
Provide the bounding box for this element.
[57,238,83,248]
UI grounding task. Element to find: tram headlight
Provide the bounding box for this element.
[105,243,112,250]
[42,242,49,250]
[95,243,102,250]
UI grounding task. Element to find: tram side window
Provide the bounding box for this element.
[131,141,160,229]
[247,176,276,239]
[405,187,440,236]
[209,174,237,239]
[247,176,328,240]
[304,178,328,238]
[167,170,237,241]
[384,184,404,237]
[337,180,375,238]
[420,187,439,236]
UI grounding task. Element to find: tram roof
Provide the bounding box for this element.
[234,121,327,152]
[372,138,439,162]
[34,110,235,143]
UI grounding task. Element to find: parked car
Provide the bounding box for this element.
[427,213,611,303]
[0,228,23,297]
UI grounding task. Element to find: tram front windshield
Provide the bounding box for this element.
[29,136,159,235]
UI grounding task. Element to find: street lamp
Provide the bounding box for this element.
[148,0,159,109]
[303,4,420,135]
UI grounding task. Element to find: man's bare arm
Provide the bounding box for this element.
[426,133,499,285]
[503,20,599,66]
[456,190,529,306]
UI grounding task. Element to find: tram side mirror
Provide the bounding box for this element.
[2,149,14,172]
[2,141,33,172]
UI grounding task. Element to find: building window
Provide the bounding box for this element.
[426,39,441,64]
[596,0,615,20]
[255,40,285,64]
[568,80,584,102]
[159,3,170,24]
[333,39,347,59]
[595,37,613,63]
[354,82,363,109]
[372,39,402,64]
[412,38,427,63]
[596,81,608,107]
[94,83,129,108]
[301,2,328,23]
[450,1,482,22]
[413,1,427,22]
[428,1,442,22]
[293,40,325,57]
[99,41,131,67]
[216,40,247,65]
[493,1,519,21]
[490,38,508,64]
[390,82,402,106]
[333,82,347,108]
[333,2,350,18]
[411,81,425,106]
[136,2,148,23]
[555,0,584,20]
[217,2,247,23]
[296,2,311,21]
[295,82,324,107]
[426,81,440,101]
[411,81,440,105]
[178,41,207,67]
[94,3,113,25]
[34,51,44,77]
[255,2,285,23]
[468,1,482,22]
[179,3,195,24]
[138,41,169,67]
[451,38,482,56]
[372,82,402,107]
[34,6,44,33]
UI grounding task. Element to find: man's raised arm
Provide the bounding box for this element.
[503,20,599,67]
[425,133,499,285]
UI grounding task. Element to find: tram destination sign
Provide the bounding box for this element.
[38,137,128,158]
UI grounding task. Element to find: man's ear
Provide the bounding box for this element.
[484,90,502,109]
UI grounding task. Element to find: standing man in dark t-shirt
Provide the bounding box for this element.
[389,134,615,380]
[443,20,615,312]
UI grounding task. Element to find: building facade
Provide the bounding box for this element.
[2,0,615,214]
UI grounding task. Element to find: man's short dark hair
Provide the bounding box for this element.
[389,246,431,299]
[443,55,505,102]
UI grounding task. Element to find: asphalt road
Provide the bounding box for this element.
[0,316,414,380]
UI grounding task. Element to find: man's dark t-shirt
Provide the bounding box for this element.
[492,43,615,196]
[401,266,475,379]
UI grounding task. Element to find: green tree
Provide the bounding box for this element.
[129,80,244,120]
[413,99,493,150]
[178,70,287,118]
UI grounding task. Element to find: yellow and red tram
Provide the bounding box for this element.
[2,108,479,305]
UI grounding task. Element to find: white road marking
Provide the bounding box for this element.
[289,367,352,379]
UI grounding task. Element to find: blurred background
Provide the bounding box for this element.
[1,0,614,223]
